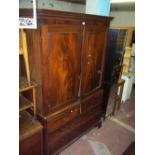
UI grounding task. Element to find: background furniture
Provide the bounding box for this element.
[112,79,125,115]
[108,28,127,83]
[121,73,134,102]
[19,29,31,83]
[20,9,112,155]
[103,26,135,116]
[122,47,132,74]
[120,29,135,103]
[109,26,134,80]
[19,29,43,155]
[19,111,43,155]
[102,28,127,115]
[111,26,134,47]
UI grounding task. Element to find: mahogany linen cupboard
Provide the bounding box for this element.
[20,9,112,155]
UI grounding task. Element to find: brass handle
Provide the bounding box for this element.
[70,108,78,113]
[55,108,78,120]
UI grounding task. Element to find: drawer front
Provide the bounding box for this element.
[48,112,101,154]
[81,89,103,113]
[47,104,80,133]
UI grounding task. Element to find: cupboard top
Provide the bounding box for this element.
[19,9,113,25]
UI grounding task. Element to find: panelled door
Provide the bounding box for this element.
[41,25,83,115]
[81,25,107,97]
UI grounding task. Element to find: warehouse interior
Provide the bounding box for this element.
[18,0,136,155]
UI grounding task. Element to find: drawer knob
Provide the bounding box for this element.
[60,125,68,132]
[82,21,85,26]
[70,110,73,113]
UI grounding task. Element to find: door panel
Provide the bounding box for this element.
[41,25,83,114]
[81,26,107,96]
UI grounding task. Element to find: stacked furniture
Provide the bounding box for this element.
[109,26,134,78]
[19,29,43,155]
[103,26,135,114]
[119,27,135,103]
[102,28,127,114]
[108,29,127,83]
[20,9,112,155]
[111,26,134,47]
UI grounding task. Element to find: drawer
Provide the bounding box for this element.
[47,104,80,133]
[48,106,101,143]
[48,112,101,154]
[81,89,103,113]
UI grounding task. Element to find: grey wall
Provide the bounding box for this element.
[19,0,135,27]
[110,10,135,26]
[19,0,85,13]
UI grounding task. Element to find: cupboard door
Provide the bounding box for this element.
[41,25,82,114]
[81,25,107,96]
